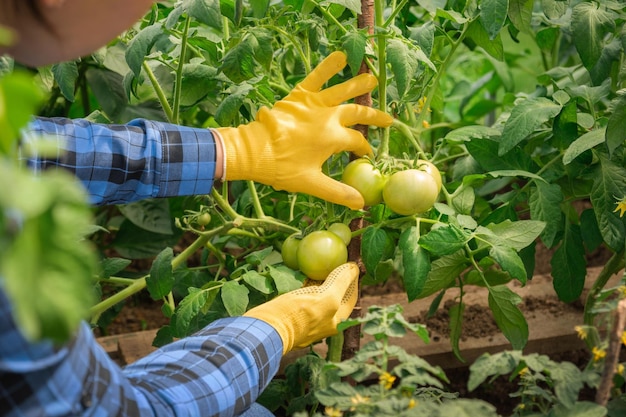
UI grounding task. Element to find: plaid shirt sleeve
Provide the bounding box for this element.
[21,117,218,205]
[0,287,284,416]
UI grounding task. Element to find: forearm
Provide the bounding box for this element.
[0,288,283,417]
[20,117,220,205]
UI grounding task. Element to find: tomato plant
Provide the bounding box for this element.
[296,230,348,281]
[8,0,626,413]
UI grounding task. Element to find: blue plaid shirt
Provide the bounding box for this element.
[2,117,284,416]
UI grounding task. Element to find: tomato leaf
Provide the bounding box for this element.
[399,226,431,302]
[242,270,272,294]
[507,0,533,34]
[606,93,626,158]
[418,251,468,298]
[466,19,503,61]
[590,155,626,252]
[183,0,222,30]
[551,223,587,303]
[448,301,465,363]
[489,245,527,284]
[479,0,508,40]
[487,286,528,350]
[468,351,521,391]
[174,287,210,336]
[125,24,163,77]
[51,61,78,102]
[499,98,562,156]
[387,38,421,98]
[268,265,302,294]
[221,280,250,317]
[361,227,394,280]
[341,30,367,77]
[100,257,132,279]
[529,182,563,248]
[419,224,468,256]
[571,2,616,71]
[146,247,174,300]
[562,128,605,165]
[476,220,545,251]
[118,199,173,235]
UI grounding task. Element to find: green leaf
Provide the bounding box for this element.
[387,38,420,98]
[553,402,607,417]
[268,265,302,294]
[100,257,132,279]
[125,24,163,77]
[529,182,563,248]
[488,286,528,349]
[606,93,626,157]
[444,125,501,142]
[477,220,545,251]
[183,0,222,29]
[221,280,249,316]
[480,0,508,40]
[467,19,503,61]
[466,137,538,172]
[449,302,465,362]
[563,128,606,164]
[549,361,585,409]
[174,287,215,336]
[118,199,173,235]
[551,223,587,303]
[325,0,361,14]
[489,245,527,283]
[242,270,272,294]
[590,154,626,252]
[179,63,218,106]
[215,83,254,126]
[571,2,616,70]
[399,227,431,301]
[51,61,78,102]
[419,224,469,256]
[111,219,180,259]
[85,67,127,119]
[220,38,256,83]
[418,251,468,298]
[508,0,533,34]
[361,227,394,279]
[341,30,367,76]
[450,185,476,216]
[488,169,546,182]
[146,247,174,299]
[468,351,521,391]
[499,98,562,155]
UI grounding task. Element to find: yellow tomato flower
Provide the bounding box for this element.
[622,331,626,347]
[614,197,626,217]
[575,325,588,340]
[325,406,343,417]
[408,398,417,409]
[422,120,430,129]
[518,367,529,377]
[592,346,607,362]
[379,372,396,390]
[617,363,624,375]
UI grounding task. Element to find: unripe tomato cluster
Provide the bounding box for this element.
[281,223,351,280]
[342,158,442,216]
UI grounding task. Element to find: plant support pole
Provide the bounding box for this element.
[342,0,376,363]
[595,298,626,406]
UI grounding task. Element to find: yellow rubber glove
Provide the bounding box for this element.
[213,51,393,210]
[243,262,359,354]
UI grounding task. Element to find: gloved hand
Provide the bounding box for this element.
[212,51,393,210]
[244,262,359,354]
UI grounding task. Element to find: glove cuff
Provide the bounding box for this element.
[214,124,276,184]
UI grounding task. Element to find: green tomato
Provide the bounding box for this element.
[416,159,442,192]
[297,230,348,280]
[382,169,439,215]
[196,212,212,226]
[341,158,387,206]
[281,234,301,270]
[327,222,352,245]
